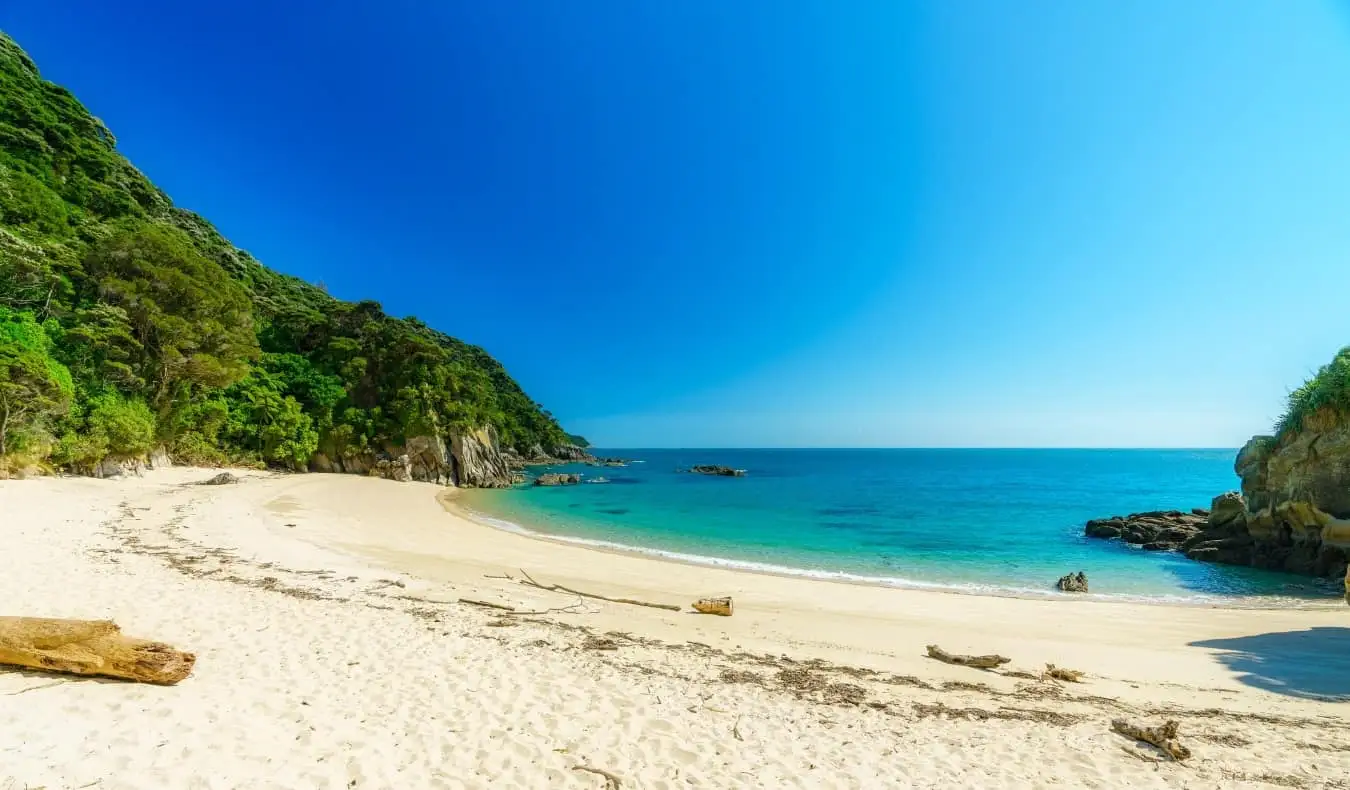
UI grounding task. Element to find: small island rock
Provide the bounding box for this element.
[1056,571,1089,593]
[534,473,581,486]
[688,465,747,477]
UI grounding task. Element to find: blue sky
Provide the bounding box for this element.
[7,2,1350,447]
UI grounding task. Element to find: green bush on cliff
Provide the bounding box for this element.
[1275,346,1350,438]
[0,31,572,470]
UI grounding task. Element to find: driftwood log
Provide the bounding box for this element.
[692,596,733,616]
[1111,718,1191,761]
[1045,663,1084,682]
[0,617,195,685]
[925,644,1011,669]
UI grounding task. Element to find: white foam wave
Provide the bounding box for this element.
[453,504,1327,609]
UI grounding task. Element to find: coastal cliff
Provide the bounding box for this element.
[1086,348,1350,590]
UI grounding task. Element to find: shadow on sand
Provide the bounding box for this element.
[1190,627,1350,701]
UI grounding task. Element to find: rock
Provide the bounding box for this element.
[1083,511,1203,547]
[373,455,412,483]
[449,425,514,488]
[688,465,747,477]
[550,444,592,462]
[1207,491,1247,529]
[198,472,239,486]
[1056,571,1089,593]
[535,473,581,486]
[148,446,172,469]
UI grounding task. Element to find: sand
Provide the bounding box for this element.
[2,469,1349,789]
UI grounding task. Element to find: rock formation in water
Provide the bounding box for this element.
[535,473,581,486]
[687,465,747,477]
[1056,571,1089,593]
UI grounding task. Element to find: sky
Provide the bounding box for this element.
[5,1,1350,447]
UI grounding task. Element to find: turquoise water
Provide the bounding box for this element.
[460,449,1343,603]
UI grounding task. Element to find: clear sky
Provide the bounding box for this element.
[7,2,1350,447]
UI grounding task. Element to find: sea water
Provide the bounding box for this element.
[460,449,1343,604]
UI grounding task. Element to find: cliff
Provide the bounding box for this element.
[1223,415,1350,578]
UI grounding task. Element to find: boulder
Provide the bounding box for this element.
[197,472,239,486]
[1056,571,1089,593]
[1207,491,1247,529]
[535,473,581,486]
[373,455,413,483]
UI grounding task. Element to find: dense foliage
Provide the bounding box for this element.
[1275,346,1350,439]
[0,33,570,470]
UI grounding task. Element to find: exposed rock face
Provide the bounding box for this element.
[550,444,592,462]
[148,446,172,469]
[1056,572,1089,593]
[307,426,514,488]
[535,473,581,486]
[82,456,146,479]
[449,425,513,488]
[688,465,747,477]
[1228,421,1350,578]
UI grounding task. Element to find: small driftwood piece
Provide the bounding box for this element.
[925,644,1011,670]
[1045,663,1084,682]
[572,764,623,788]
[0,617,195,685]
[1111,718,1191,761]
[459,598,516,611]
[692,596,733,616]
[518,570,681,612]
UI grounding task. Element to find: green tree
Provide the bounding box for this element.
[82,223,258,408]
[0,307,72,456]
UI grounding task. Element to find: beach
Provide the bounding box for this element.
[2,469,1348,789]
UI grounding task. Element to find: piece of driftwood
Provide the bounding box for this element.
[518,570,681,612]
[572,764,622,788]
[1111,718,1191,761]
[459,598,515,611]
[0,617,195,685]
[1045,663,1084,682]
[692,596,733,616]
[925,644,1011,669]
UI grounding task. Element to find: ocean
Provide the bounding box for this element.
[459,449,1344,604]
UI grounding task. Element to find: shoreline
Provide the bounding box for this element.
[445,488,1346,612]
[5,469,1350,788]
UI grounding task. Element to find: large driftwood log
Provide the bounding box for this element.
[0,617,195,685]
[692,596,733,616]
[1111,718,1191,761]
[925,644,1011,669]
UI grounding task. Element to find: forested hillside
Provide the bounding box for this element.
[0,33,573,475]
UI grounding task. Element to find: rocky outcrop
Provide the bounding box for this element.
[80,456,146,479]
[535,473,581,486]
[1056,572,1089,593]
[1226,420,1350,578]
[308,425,514,488]
[687,465,747,477]
[1084,510,1208,551]
[1085,412,1350,582]
[550,444,592,462]
[449,425,513,488]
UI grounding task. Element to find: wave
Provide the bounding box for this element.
[453,504,1331,610]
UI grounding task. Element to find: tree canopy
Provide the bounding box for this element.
[0,31,571,470]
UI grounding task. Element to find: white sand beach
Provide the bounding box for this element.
[2,469,1349,789]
